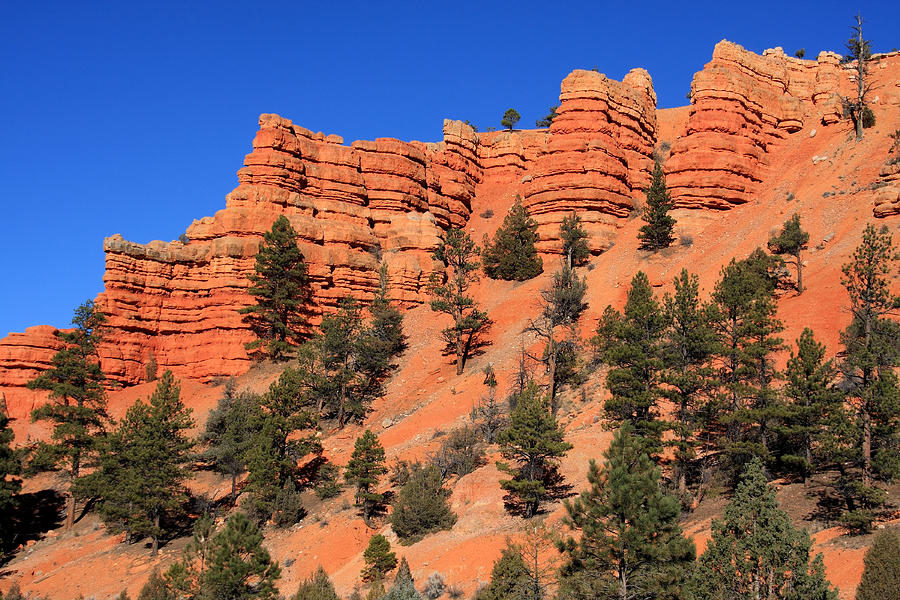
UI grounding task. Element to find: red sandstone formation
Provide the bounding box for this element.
[523,68,658,253]
[666,41,857,209]
[3,43,900,416]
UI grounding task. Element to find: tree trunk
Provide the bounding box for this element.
[231,473,237,502]
[456,336,465,375]
[862,409,872,487]
[796,255,803,294]
[547,340,558,414]
[151,512,160,556]
[855,15,865,142]
[65,494,76,530]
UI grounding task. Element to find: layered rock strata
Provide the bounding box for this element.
[666,41,855,209]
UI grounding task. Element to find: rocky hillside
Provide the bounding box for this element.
[1,40,899,600]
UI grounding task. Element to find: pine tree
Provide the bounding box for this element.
[831,225,900,529]
[346,430,388,524]
[201,386,260,502]
[475,543,533,600]
[526,263,587,408]
[496,383,572,518]
[637,162,676,251]
[369,262,408,359]
[293,566,340,600]
[593,272,667,454]
[244,367,319,523]
[856,529,900,600]
[383,558,423,600]
[775,328,841,478]
[203,512,281,600]
[362,534,398,581]
[83,371,195,554]
[687,458,837,600]
[27,299,108,530]
[501,109,521,131]
[471,365,506,444]
[0,396,22,552]
[482,197,543,281]
[661,269,715,491]
[845,13,873,141]
[240,215,310,360]
[706,251,785,474]
[559,423,695,600]
[768,214,810,294]
[430,228,492,375]
[560,213,590,268]
[839,224,900,485]
[390,464,456,543]
[535,105,559,128]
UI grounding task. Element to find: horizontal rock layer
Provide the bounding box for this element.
[666,41,856,209]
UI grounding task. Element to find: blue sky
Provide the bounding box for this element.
[1,1,897,336]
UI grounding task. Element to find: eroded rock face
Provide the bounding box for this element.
[523,68,658,254]
[666,41,854,209]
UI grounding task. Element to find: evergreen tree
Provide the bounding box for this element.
[661,269,715,491]
[82,371,194,554]
[240,215,310,360]
[0,396,22,552]
[369,262,408,359]
[482,197,543,281]
[475,543,532,600]
[845,13,873,141]
[346,430,388,524]
[559,423,695,600]
[593,272,667,454]
[687,458,837,600]
[637,162,676,251]
[390,464,457,544]
[201,385,260,502]
[560,213,590,268]
[203,512,281,600]
[471,365,506,444]
[775,328,841,478]
[501,109,521,131]
[839,224,900,484]
[706,251,785,474]
[535,105,559,128]
[856,529,900,600]
[293,566,341,600]
[831,225,900,529]
[244,367,319,524]
[362,534,398,581]
[768,214,810,294]
[496,383,572,517]
[527,263,588,408]
[27,299,108,530]
[430,229,492,375]
[383,558,423,600]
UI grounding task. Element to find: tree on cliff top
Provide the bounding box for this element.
[240,215,310,361]
[501,108,521,131]
[27,299,108,530]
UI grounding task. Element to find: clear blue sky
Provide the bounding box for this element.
[1,1,896,336]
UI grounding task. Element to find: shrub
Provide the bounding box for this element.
[429,426,485,479]
[856,529,900,600]
[272,479,306,528]
[862,106,876,128]
[314,463,342,500]
[423,572,446,600]
[390,465,457,544]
